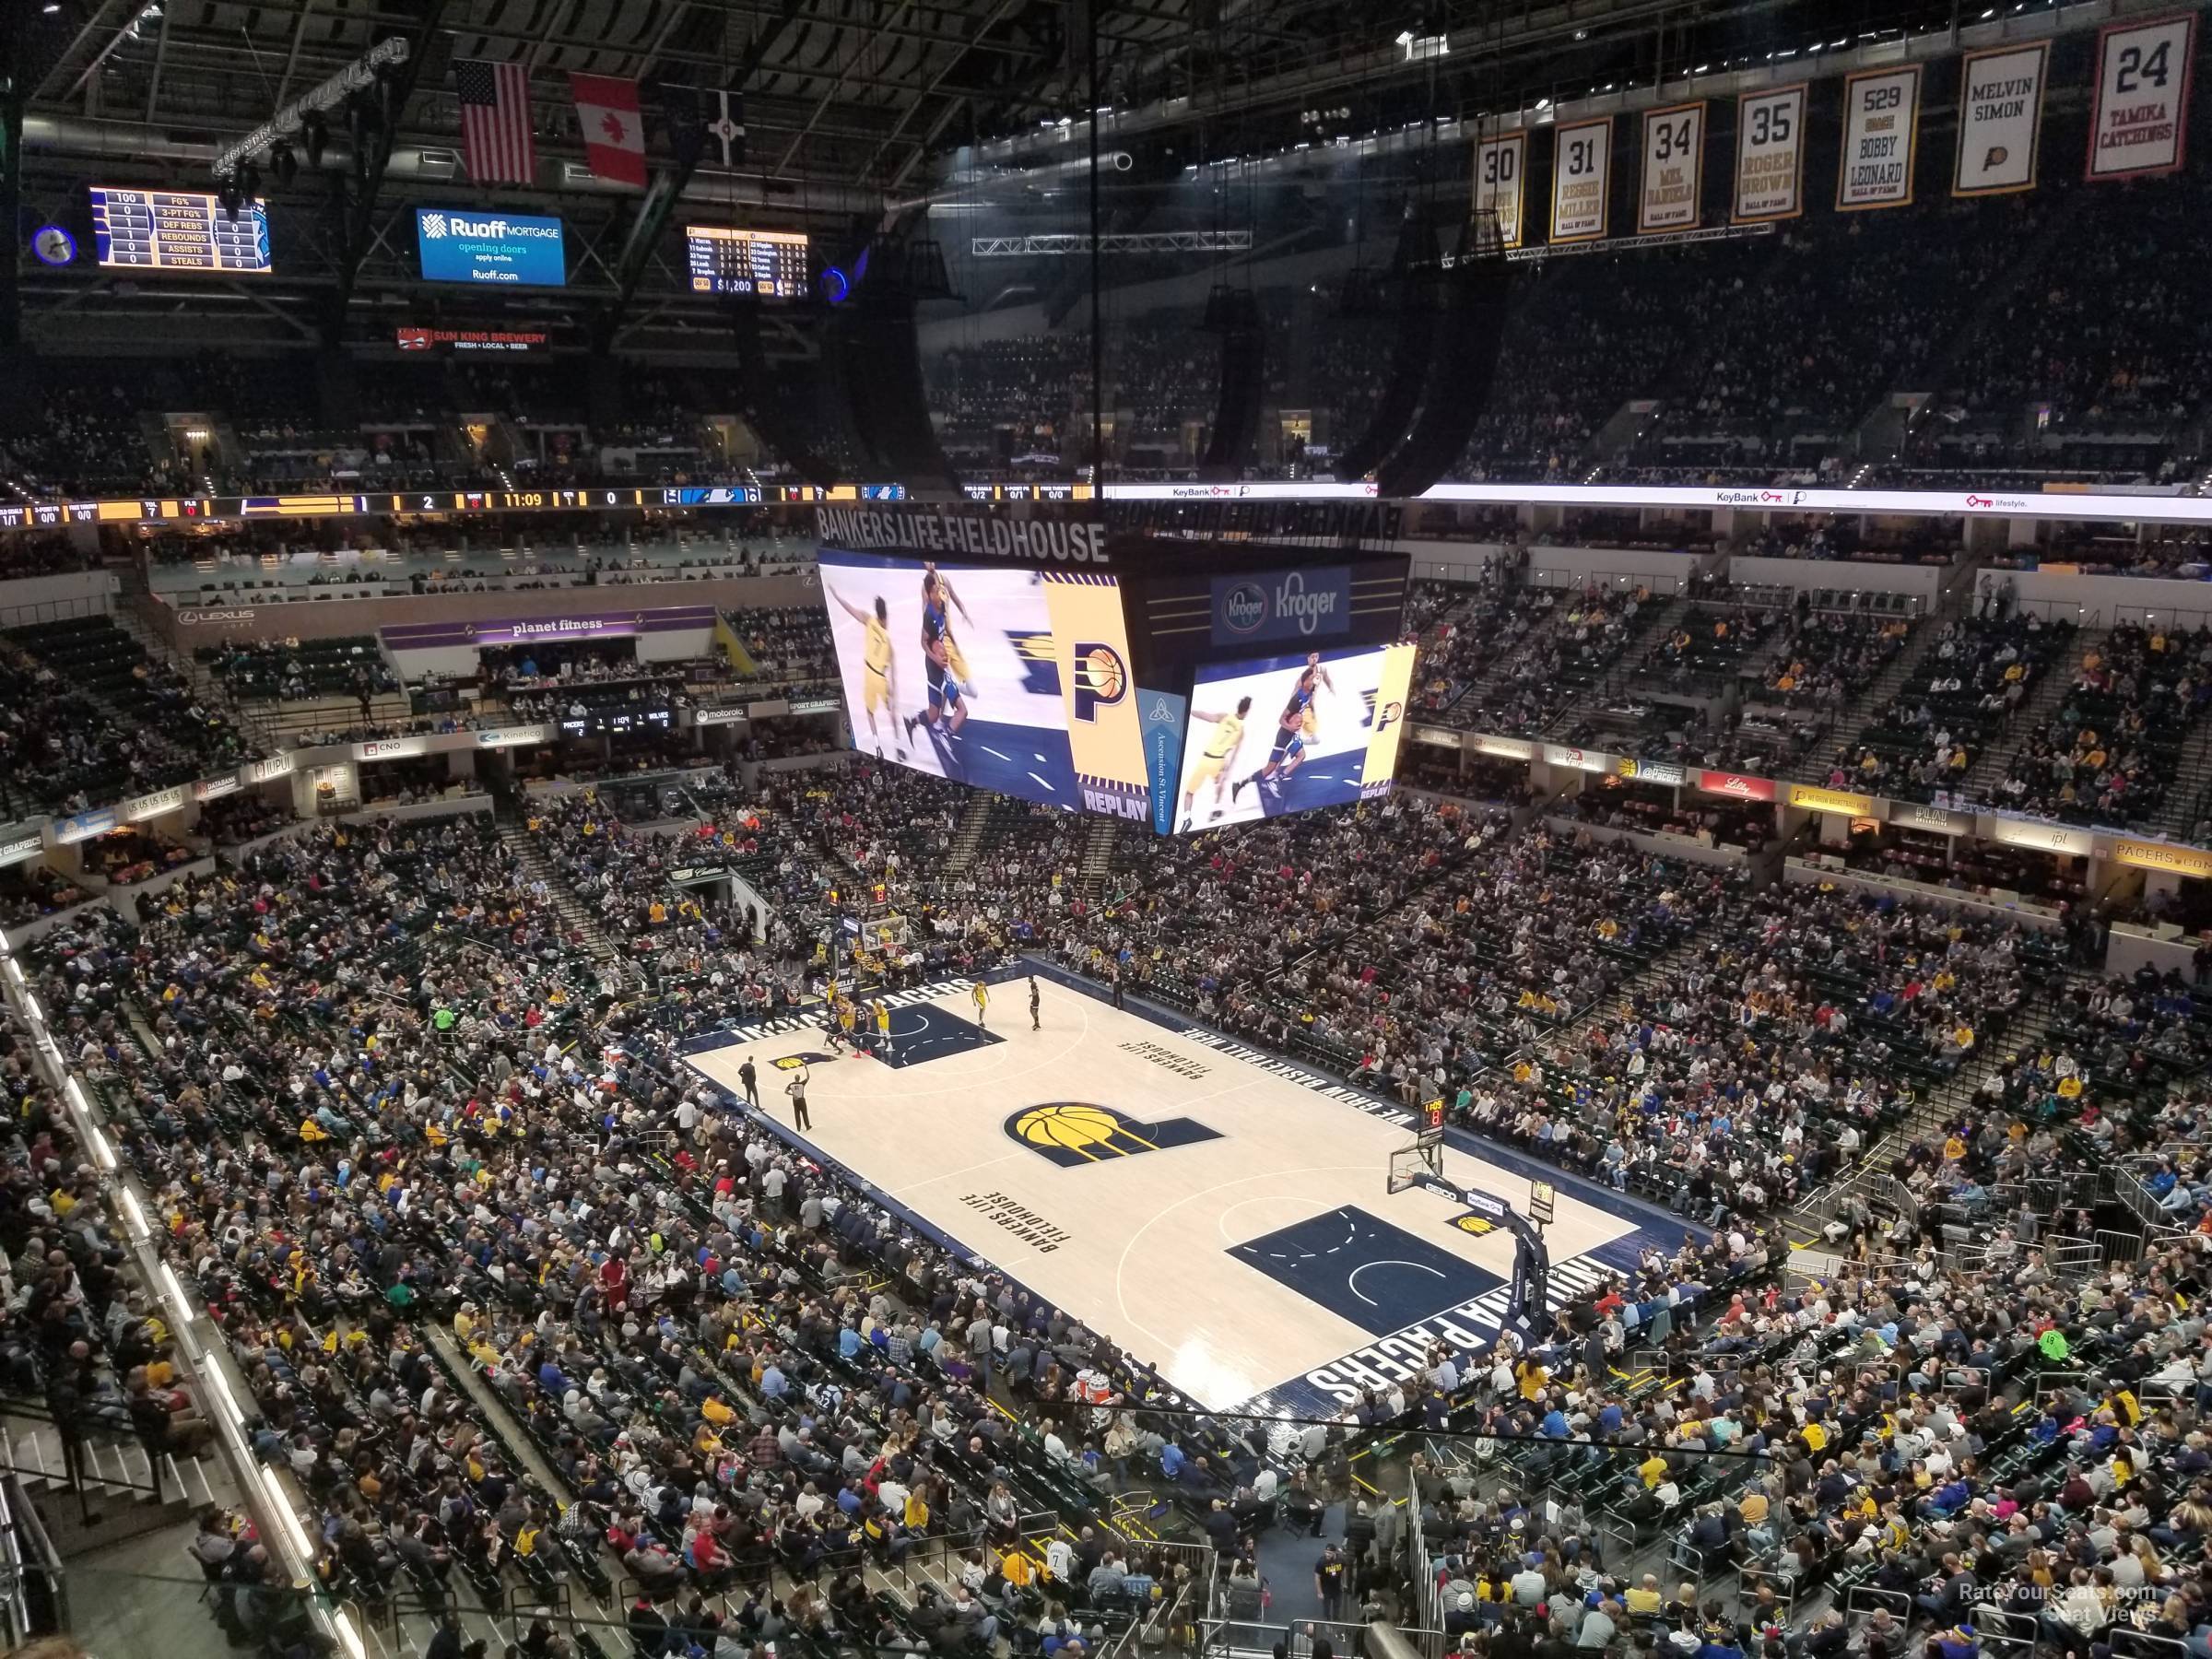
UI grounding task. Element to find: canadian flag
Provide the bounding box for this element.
[570,73,646,186]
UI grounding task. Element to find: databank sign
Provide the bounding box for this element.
[1837,66,1921,209]
[1734,85,1806,221]
[1955,42,2050,195]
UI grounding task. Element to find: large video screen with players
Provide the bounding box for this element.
[818,547,1149,818]
[1171,641,1416,831]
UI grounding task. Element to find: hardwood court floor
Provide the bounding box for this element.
[685,978,1657,1416]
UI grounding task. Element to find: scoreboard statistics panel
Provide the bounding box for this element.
[686,226,810,298]
[90,187,272,274]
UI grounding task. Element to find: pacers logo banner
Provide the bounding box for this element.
[1549,118,1611,243]
[1638,101,1704,233]
[1838,65,1921,210]
[1472,132,1526,249]
[2088,13,2195,181]
[1734,84,1806,222]
[1006,1102,1221,1168]
[1955,41,2048,196]
[1359,641,1417,796]
[1041,570,1148,824]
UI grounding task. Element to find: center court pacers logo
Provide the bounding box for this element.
[1006,1102,1219,1168]
[772,1051,838,1071]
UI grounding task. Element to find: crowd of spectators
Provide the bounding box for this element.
[1453,584,1660,735]
[1841,616,2078,802]
[1992,624,2212,829]
[4,718,2209,1659]
[0,619,259,817]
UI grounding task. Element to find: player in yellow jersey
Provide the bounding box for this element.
[829,586,905,759]
[1180,696,1252,832]
[874,998,894,1059]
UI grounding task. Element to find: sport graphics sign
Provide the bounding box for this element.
[2088,13,2195,181]
[1837,65,1921,209]
[1733,85,1806,222]
[1209,566,1352,645]
[1955,42,2049,195]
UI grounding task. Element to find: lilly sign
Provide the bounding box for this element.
[416,207,567,287]
[1209,565,1352,647]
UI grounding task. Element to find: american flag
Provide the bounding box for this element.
[455,59,536,183]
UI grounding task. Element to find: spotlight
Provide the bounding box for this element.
[302,111,329,167]
[269,144,299,186]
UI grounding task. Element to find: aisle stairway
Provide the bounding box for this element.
[498,819,618,962]
[941,791,994,877]
[1078,815,1121,896]
[1959,627,2105,800]
[0,1413,218,1551]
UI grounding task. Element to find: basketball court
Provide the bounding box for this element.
[679,970,1680,1417]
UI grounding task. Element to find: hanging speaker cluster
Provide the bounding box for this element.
[1335,206,1512,500]
[1196,284,1265,481]
[827,214,963,494]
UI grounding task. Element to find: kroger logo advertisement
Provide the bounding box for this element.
[416,208,567,287]
[1209,565,1352,646]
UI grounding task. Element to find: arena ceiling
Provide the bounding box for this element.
[5,0,1971,199]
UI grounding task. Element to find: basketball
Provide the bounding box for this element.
[1082,647,1124,702]
[1015,1103,1122,1150]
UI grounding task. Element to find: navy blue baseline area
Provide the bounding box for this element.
[867,1002,1005,1067]
[1230,1206,1504,1338]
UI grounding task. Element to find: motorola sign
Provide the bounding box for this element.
[1207,565,1352,646]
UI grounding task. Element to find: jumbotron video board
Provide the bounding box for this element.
[811,501,1411,833]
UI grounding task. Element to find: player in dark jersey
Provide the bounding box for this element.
[903,562,975,747]
[1234,651,1333,802]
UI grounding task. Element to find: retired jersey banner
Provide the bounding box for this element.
[1837,65,1921,209]
[1637,101,1705,232]
[1733,84,1806,221]
[1955,41,2049,195]
[1473,133,1528,249]
[2088,12,2195,180]
[1549,118,1611,243]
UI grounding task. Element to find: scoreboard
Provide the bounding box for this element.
[90,187,272,274]
[685,226,809,298]
[0,483,907,532]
